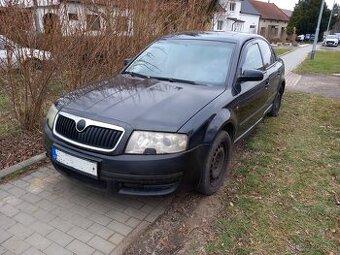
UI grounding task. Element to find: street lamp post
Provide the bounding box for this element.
[311,0,325,60]
[326,0,336,33]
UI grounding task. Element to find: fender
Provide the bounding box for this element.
[203,108,237,144]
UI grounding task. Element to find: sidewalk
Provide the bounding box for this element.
[0,165,171,255]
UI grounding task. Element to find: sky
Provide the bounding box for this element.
[262,0,337,10]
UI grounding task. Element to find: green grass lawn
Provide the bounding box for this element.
[207,92,340,254]
[274,48,291,56]
[295,51,340,75]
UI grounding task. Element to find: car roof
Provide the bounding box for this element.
[160,31,263,45]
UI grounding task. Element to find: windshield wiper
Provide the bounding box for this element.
[150,76,197,85]
[123,71,150,79]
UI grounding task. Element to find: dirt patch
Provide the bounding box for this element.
[0,131,44,170]
[124,144,243,255]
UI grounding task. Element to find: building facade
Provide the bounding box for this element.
[213,0,260,34]
[248,0,289,42]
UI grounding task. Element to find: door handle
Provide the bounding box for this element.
[265,81,269,89]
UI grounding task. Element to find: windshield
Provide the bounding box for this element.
[124,40,235,85]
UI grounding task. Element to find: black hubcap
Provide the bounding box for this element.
[210,144,226,186]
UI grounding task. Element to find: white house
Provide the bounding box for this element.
[1,0,132,36]
[213,0,260,34]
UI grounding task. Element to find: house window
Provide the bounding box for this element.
[250,25,256,29]
[217,20,223,30]
[68,13,78,21]
[87,14,101,31]
[230,2,236,11]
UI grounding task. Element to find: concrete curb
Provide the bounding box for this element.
[0,153,46,179]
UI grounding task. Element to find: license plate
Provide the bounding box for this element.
[52,148,98,177]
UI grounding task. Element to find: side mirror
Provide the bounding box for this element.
[238,70,264,82]
[124,58,132,66]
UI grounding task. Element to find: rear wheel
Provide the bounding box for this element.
[268,86,284,117]
[195,131,232,195]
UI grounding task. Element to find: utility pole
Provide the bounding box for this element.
[326,0,336,33]
[311,0,325,60]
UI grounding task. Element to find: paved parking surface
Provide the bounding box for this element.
[0,165,170,254]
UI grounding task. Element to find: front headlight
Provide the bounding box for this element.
[125,131,188,154]
[46,104,58,129]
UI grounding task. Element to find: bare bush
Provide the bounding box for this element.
[0,0,216,131]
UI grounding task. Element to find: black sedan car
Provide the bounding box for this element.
[44,32,285,196]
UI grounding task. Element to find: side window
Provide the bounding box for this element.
[242,43,263,71]
[258,40,275,68]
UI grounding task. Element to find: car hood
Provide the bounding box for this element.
[57,74,224,132]
[324,38,338,42]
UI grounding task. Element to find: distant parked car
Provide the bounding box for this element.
[323,35,339,47]
[296,34,305,41]
[309,34,315,42]
[44,32,286,196]
[0,34,51,69]
[305,34,311,41]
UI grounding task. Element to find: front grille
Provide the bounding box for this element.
[55,114,123,151]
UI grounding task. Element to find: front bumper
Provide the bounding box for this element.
[44,124,208,196]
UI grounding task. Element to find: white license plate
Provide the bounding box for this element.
[52,148,98,177]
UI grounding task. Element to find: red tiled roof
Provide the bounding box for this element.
[248,0,289,22]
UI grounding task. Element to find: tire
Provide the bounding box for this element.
[268,86,284,117]
[195,131,232,195]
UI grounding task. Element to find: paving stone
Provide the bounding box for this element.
[124,207,147,220]
[0,215,16,230]
[12,180,29,189]
[7,223,34,240]
[2,196,23,206]
[46,229,73,247]
[32,209,57,223]
[21,193,42,204]
[49,217,73,232]
[2,236,31,254]
[0,246,7,255]
[66,239,95,255]
[70,205,92,217]
[87,202,110,214]
[6,186,26,197]
[109,233,125,245]
[67,226,94,243]
[44,243,73,255]
[64,214,93,229]
[107,220,133,236]
[16,201,39,214]
[88,223,115,240]
[21,246,45,255]
[105,210,130,223]
[140,204,155,214]
[13,212,36,225]
[88,212,112,226]
[0,204,19,217]
[29,221,54,236]
[36,199,57,211]
[125,217,141,228]
[26,233,51,250]
[0,190,10,200]
[0,229,12,244]
[88,235,116,254]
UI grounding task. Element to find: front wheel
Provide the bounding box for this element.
[268,87,284,117]
[195,131,232,195]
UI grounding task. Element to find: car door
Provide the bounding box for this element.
[235,41,269,138]
[257,39,280,107]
